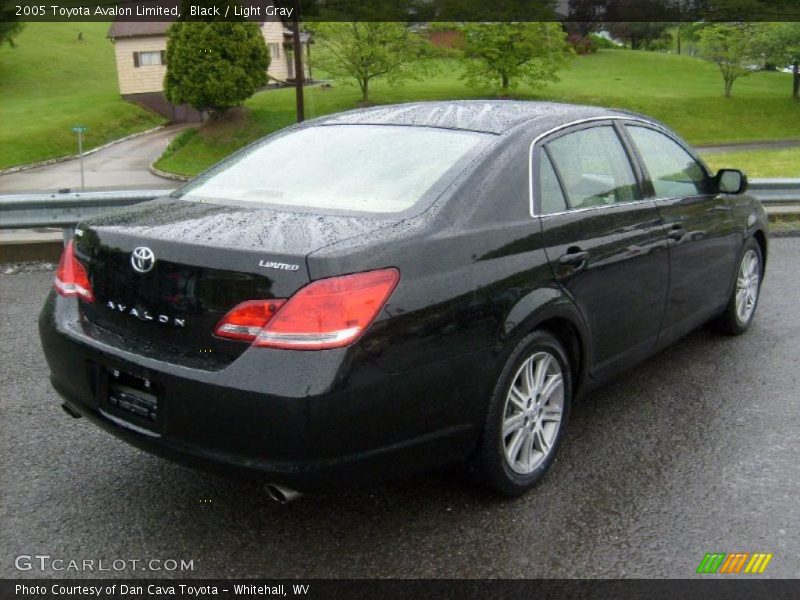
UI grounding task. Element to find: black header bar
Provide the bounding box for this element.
[3,579,800,600]
[5,0,800,23]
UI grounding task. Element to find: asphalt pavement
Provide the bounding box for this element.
[1,240,799,579]
[0,126,186,193]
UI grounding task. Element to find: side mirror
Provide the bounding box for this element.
[716,169,748,194]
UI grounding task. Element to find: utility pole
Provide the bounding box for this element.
[292,1,305,122]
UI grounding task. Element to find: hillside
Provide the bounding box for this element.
[0,22,164,170]
[157,49,800,177]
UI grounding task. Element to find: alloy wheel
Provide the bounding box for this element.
[735,249,760,325]
[502,351,564,474]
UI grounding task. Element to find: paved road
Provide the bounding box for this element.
[1,241,799,579]
[0,127,186,193]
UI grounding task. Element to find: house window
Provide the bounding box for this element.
[269,43,280,59]
[133,51,165,68]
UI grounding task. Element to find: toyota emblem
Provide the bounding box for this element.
[131,247,156,273]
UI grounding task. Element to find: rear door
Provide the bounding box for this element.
[622,124,740,342]
[535,122,669,375]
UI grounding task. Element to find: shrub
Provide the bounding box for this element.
[589,33,622,50]
[568,33,598,55]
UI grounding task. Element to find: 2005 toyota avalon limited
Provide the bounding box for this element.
[39,101,767,499]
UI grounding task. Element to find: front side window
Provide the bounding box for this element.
[545,126,640,210]
[626,125,708,198]
[177,125,489,214]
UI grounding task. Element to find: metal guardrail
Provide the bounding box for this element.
[1,180,799,230]
[0,189,171,229]
[747,178,800,204]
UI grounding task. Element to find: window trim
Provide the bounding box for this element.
[528,115,708,218]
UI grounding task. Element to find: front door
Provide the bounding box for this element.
[623,124,741,342]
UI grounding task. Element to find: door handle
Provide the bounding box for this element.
[559,248,590,266]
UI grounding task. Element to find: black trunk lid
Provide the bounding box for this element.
[74,198,396,366]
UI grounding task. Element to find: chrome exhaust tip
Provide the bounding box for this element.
[61,403,82,419]
[264,483,302,504]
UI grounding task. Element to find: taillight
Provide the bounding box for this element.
[214,299,286,341]
[256,268,399,350]
[213,268,399,350]
[54,240,94,302]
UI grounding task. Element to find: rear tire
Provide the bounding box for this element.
[712,237,763,336]
[466,330,571,497]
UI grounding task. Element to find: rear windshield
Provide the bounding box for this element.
[174,125,489,214]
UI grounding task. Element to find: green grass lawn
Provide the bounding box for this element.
[157,50,800,177]
[701,147,800,178]
[0,22,164,170]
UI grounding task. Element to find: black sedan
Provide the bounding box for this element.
[39,101,768,500]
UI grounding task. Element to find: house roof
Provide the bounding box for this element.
[107,20,171,39]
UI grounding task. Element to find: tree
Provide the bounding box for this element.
[0,4,24,50]
[164,20,269,115]
[567,0,606,36]
[698,23,760,97]
[606,22,672,50]
[460,22,572,92]
[430,0,559,21]
[309,22,433,104]
[672,22,705,56]
[601,0,676,50]
[699,0,773,21]
[757,22,800,99]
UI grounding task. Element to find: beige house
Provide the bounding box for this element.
[107,19,312,122]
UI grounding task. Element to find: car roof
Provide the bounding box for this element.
[315,100,643,136]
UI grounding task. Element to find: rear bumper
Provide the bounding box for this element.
[39,293,489,491]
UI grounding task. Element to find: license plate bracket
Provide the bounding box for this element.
[98,367,164,434]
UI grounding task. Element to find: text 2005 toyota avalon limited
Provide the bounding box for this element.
[40,101,768,499]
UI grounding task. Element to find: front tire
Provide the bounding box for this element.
[713,238,763,335]
[467,330,572,497]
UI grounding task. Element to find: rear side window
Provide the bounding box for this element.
[538,152,568,215]
[545,126,640,209]
[626,126,708,197]
[176,125,489,214]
